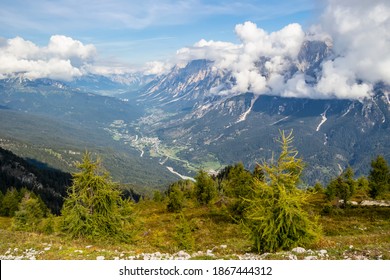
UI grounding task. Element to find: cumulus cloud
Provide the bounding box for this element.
[0,35,96,81]
[176,39,241,69]
[163,0,390,100]
[175,21,305,96]
[313,0,390,99]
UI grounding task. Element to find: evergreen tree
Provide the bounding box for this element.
[313,181,324,193]
[244,131,321,253]
[61,152,134,242]
[218,163,254,220]
[175,213,195,251]
[0,188,22,217]
[167,183,185,212]
[0,190,4,212]
[253,164,265,181]
[355,176,370,200]
[194,170,217,205]
[326,166,356,206]
[13,191,46,231]
[152,190,164,202]
[368,155,390,199]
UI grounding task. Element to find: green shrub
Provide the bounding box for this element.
[175,213,195,251]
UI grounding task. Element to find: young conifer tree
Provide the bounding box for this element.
[12,191,46,231]
[194,170,217,205]
[244,130,321,253]
[368,155,390,199]
[61,152,134,242]
[326,166,356,206]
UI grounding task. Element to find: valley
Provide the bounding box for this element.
[1,39,389,192]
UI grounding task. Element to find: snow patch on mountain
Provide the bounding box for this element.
[316,107,329,131]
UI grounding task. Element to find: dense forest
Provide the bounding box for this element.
[0,147,71,214]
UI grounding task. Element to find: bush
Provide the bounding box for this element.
[38,214,58,234]
[175,213,195,251]
[153,190,164,202]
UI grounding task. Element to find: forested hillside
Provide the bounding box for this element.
[0,147,71,214]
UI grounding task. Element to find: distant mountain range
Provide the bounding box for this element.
[1,40,389,188]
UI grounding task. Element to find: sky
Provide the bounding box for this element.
[0,0,319,67]
[0,0,389,100]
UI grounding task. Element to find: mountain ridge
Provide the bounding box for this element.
[0,39,389,187]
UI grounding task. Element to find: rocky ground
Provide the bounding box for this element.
[0,244,384,260]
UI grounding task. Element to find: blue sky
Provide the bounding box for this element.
[0,0,320,67]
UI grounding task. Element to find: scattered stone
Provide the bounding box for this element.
[288,254,297,260]
[85,245,93,249]
[292,247,306,254]
[304,256,317,260]
[220,245,227,249]
[319,249,327,255]
[360,200,390,207]
[44,247,51,251]
[206,249,215,257]
[96,256,105,260]
[175,250,191,260]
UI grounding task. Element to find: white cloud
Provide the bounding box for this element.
[159,0,390,100]
[173,21,305,96]
[142,61,173,75]
[315,0,390,99]
[176,39,240,69]
[315,60,373,99]
[1,0,389,101]
[0,35,96,81]
[46,35,96,62]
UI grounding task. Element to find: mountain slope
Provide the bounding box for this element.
[1,39,389,187]
[0,78,178,189]
[0,146,71,214]
[127,41,389,184]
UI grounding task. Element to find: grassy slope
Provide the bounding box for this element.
[0,194,389,260]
